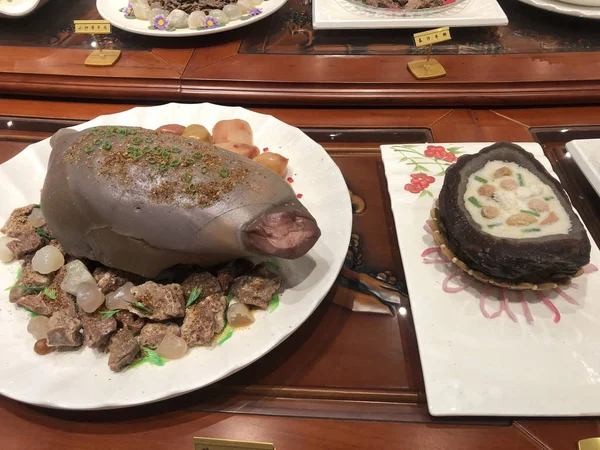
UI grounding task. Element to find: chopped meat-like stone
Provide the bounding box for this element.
[137,322,180,349]
[1,204,37,238]
[231,263,281,309]
[93,267,129,295]
[7,232,44,260]
[129,282,185,321]
[181,272,222,300]
[46,311,82,348]
[45,265,77,316]
[108,329,139,372]
[114,310,145,335]
[8,262,51,303]
[181,294,226,347]
[79,311,117,349]
[16,293,53,316]
[216,259,254,292]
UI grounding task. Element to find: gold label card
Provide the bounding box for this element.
[579,438,600,450]
[413,27,451,47]
[194,437,275,450]
[74,20,112,34]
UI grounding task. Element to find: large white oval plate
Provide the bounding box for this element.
[517,0,600,18]
[97,0,287,37]
[0,103,351,410]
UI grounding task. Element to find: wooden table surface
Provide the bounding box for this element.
[2,0,600,106]
[1,98,600,449]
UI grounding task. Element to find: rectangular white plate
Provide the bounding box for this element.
[313,0,508,30]
[381,142,600,417]
[566,139,600,198]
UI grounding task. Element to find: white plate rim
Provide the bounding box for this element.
[517,0,600,18]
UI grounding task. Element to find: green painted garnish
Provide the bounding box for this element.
[117,127,128,136]
[474,176,488,183]
[185,158,195,165]
[18,285,44,292]
[217,326,234,346]
[146,156,157,164]
[132,136,142,145]
[487,223,503,228]
[131,301,152,314]
[226,293,233,305]
[5,267,22,291]
[84,146,94,153]
[141,146,151,154]
[157,164,168,173]
[186,287,202,308]
[144,136,153,143]
[264,261,280,271]
[23,307,38,318]
[517,173,524,186]
[520,209,540,217]
[35,228,53,240]
[193,152,202,160]
[93,138,102,145]
[170,147,181,154]
[183,171,192,183]
[131,347,166,368]
[268,294,280,313]
[201,166,208,174]
[169,159,181,167]
[219,168,229,178]
[101,141,112,151]
[188,183,197,192]
[99,309,120,319]
[128,128,137,135]
[44,288,56,300]
[468,196,482,208]
[522,228,541,233]
[544,196,554,201]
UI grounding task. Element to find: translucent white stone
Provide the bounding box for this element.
[149,8,167,22]
[105,282,135,310]
[27,316,50,340]
[167,9,189,28]
[236,0,251,13]
[156,333,188,359]
[132,1,152,20]
[227,302,255,328]
[60,260,95,295]
[31,245,65,275]
[188,10,206,29]
[76,281,105,313]
[248,0,262,7]
[223,4,242,19]
[209,9,229,25]
[0,236,15,263]
[27,208,46,227]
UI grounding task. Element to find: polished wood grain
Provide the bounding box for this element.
[2,100,600,449]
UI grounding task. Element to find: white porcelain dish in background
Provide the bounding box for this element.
[517,0,600,18]
[566,139,600,198]
[97,0,287,37]
[555,0,600,6]
[0,0,49,17]
[381,142,600,416]
[313,0,507,30]
[0,103,352,410]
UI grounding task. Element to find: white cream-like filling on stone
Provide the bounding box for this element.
[463,160,571,239]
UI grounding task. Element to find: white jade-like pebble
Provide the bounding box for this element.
[27,208,46,227]
[236,0,252,13]
[248,0,262,7]
[209,9,229,25]
[27,316,50,340]
[156,333,188,360]
[0,236,15,263]
[133,1,152,20]
[60,260,95,295]
[76,281,105,313]
[167,9,189,28]
[188,10,206,29]
[31,245,65,275]
[105,282,135,310]
[223,4,242,19]
[227,302,255,328]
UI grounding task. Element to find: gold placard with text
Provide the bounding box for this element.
[74,20,112,35]
[413,26,451,47]
[194,437,275,450]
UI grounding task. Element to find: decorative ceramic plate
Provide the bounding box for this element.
[0,0,49,18]
[517,0,600,18]
[0,103,351,410]
[97,0,287,37]
[313,0,507,29]
[381,142,600,416]
[566,139,600,197]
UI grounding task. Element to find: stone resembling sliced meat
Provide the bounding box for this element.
[6,232,44,260]
[16,293,53,316]
[129,282,185,321]
[181,294,226,347]
[181,271,222,300]
[108,329,139,372]
[1,204,37,238]
[80,311,117,349]
[9,262,51,303]
[93,267,130,295]
[46,310,82,348]
[216,259,254,292]
[231,263,281,310]
[41,126,320,278]
[114,310,145,336]
[137,322,180,349]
